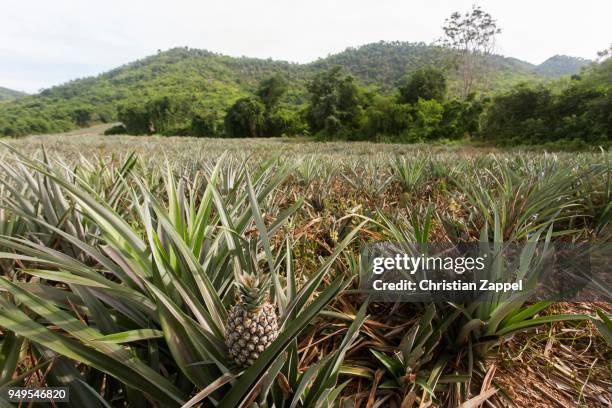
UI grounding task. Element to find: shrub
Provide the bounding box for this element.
[190,112,218,137]
[436,98,484,140]
[363,97,413,139]
[117,103,151,135]
[306,66,364,136]
[482,84,553,142]
[263,108,304,136]
[103,124,128,135]
[409,98,444,141]
[71,108,93,127]
[117,96,192,135]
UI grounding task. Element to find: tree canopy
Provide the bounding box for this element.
[398,66,447,104]
[224,96,266,138]
[305,66,364,136]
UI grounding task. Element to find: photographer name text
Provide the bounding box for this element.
[372,279,523,292]
[371,254,522,293]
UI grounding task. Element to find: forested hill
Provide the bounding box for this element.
[535,55,592,77]
[0,87,26,101]
[0,48,309,136]
[311,42,539,92]
[0,42,588,137]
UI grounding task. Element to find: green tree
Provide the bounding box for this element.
[364,96,413,138]
[398,66,447,104]
[306,66,364,136]
[256,75,288,110]
[145,96,191,134]
[254,75,305,136]
[71,107,93,127]
[482,84,553,142]
[436,98,484,139]
[190,111,218,137]
[224,96,265,137]
[117,96,191,135]
[117,103,150,135]
[263,108,304,136]
[410,98,444,141]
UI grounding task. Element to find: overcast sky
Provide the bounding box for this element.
[1,0,610,93]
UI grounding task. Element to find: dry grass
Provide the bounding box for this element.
[493,303,612,407]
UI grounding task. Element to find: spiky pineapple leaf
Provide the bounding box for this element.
[302,301,368,407]
[94,329,164,343]
[0,290,186,406]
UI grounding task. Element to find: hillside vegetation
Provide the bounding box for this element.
[108,56,611,146]
[0,42,607,145]
[0,42,555,137]
[309,41,541,93]
[535,55,592,77]
[0,86,26,101]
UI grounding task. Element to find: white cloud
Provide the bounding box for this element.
[1,0,610,92]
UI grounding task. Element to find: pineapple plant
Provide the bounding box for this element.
[225,273,279,367]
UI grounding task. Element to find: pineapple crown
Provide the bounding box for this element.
[235,273,271,311]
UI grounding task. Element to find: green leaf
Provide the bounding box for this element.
[94,329,164,343]
[21,269,110,288]
[591,309,612,346]
[371,350,403,379]
[245,171,287,314]
[182,373,236,408]
[0,332,25,385]
[303,301,368,407]
[497,314,591,336]
[502,301,552,327]
[0,296,186,406]
[338,365,373,380]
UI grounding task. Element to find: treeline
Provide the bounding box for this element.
[0,101,110,137]
[304,65,481,142]
[0,47,609,145]
[308,60,610,145]
[0,42,561,139]
[109,74,305,137]
[108,59,611,145]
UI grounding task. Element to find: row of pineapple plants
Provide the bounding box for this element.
[0,145,374,407]
[0,142,610,406]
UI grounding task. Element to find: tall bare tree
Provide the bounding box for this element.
[596,44,612,61]
[441,5,501,99]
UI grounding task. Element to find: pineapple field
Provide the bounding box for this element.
[0,130,610,407]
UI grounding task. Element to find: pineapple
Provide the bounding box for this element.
[225,273,279,367]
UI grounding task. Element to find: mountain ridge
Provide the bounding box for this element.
[535,55,592,77]
[18,42,589,97]
[0,86,26,101]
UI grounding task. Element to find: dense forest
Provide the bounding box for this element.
[0,41,609,146]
